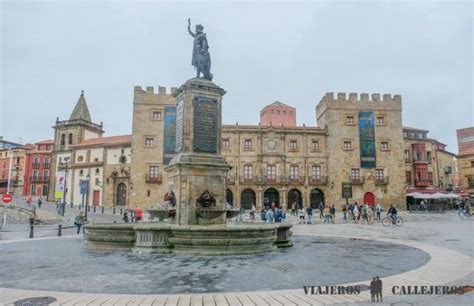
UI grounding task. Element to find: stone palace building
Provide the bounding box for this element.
[47,87,457,210]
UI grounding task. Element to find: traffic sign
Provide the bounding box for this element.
[2,193,12,204]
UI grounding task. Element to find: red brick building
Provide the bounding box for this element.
[259,101,296,127]
[23,140,54,197]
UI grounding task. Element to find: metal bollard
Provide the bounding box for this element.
[58,224,62,236]
[120,208,123,215]
[87,206,90,212]
[71,202,73,209]
[29,217,35,238]
[101,206,104,214]
[93,206,96,213]
[113,207,116,214]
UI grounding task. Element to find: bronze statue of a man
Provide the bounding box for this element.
[188,18,213,81]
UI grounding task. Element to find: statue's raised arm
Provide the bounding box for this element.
[188,18,213,81]
[187,18,196,38]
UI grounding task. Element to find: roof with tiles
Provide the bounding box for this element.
[73,135,132,148]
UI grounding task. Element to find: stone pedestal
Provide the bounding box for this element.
[165,78,229,225]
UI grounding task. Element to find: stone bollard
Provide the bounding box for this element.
[58,224,62,236]
[101,206,104,214]
[113,207,116,214]
[93,206,96,213]
[29,217,35,238]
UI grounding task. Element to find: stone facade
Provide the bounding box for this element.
[129,86,176,208]
[221,125,327,210]
[316,93,405,208]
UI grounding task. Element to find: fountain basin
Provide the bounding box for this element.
[195,209,226,220]
[85,223,292,255]
[225,209,241,218]
[147,209,176,221]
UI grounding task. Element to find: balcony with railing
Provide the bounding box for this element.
[43,162,50,168]
[309,176,328,186]
[415,178,432,187]
[145,174,162,183]
[374,176,389,185]
[288,175,305,184]
[240,176,255,184]
[32,162,40,169]
[31,176,50,183]
[350,177,365,185]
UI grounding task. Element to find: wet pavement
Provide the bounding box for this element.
[0,235,430,294]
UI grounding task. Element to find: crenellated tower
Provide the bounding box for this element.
[315,92,405,208]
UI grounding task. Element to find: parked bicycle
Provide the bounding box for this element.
[382,215,403,226]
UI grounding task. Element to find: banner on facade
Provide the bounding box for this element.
[79,179,89,195]
[54,171,66,199]
[359,111,376,168]
[163,105,177,165]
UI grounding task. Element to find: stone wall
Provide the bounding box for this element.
[129,86,176,208]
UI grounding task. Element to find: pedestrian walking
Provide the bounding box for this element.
[298,207,305,224]
[318,202,325,219]
[330,205,336,223]
[37,197,42,208]
[291,202,296,216]
[123,210,129,223]
[353,204,360,223]
[135,206,143,223]
[324,206,331,223]
[74,211,85,234]
[130,208,136,223]
[375,276,383,302]
[342,204,347,221]
[367,206,374,225]
[26,196,32,205]
[250,204,256,220]
[306,206,313,224]
[361,204,368,224]
[375,203,381,221]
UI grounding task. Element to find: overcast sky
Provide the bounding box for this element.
[1,1,472,153]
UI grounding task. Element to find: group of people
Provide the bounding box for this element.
[340,202,383,225]
[122,207,143,224]
[260,202,287,223]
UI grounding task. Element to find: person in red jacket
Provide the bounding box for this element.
[26,196,32,205]
[135,206,143,223]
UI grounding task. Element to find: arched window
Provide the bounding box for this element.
[68,133,73,145]
[60,134,65,145]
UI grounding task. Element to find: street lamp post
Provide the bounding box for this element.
[84,174,90,221]
[61,157,70,216]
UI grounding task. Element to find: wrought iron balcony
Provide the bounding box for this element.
[287,175,305,184]
[350,177,365,185]
[32,163,40,169]
[309,176,328,185]
[374,176,389,185]
[43,162,50,168]
[30,176,49,183]
[145,174,162,183]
